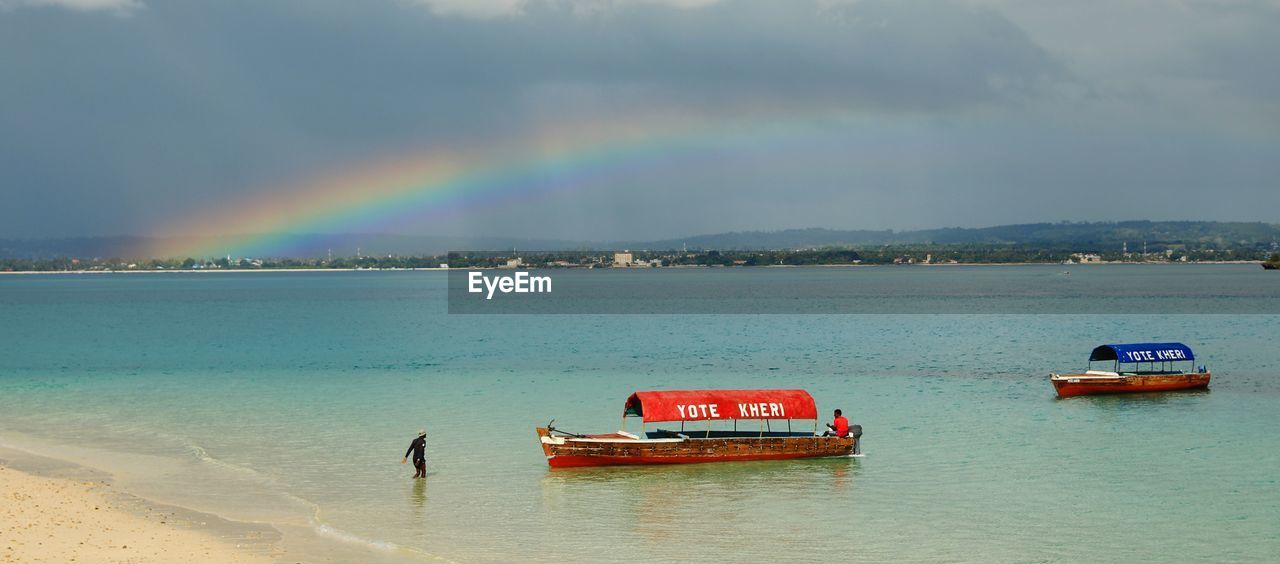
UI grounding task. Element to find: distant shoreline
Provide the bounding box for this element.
[0,261,1267,275]
[0,267,450,275]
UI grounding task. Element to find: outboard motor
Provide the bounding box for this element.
[848,424,863,439]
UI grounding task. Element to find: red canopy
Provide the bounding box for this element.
[623,389,818,423]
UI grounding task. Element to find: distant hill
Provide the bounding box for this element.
[623,221,1280,251]
[2,221,1277,258]
[0,236,150,260]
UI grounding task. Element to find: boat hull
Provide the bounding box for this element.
[1050,372,1210,398]
[536,428,856,468]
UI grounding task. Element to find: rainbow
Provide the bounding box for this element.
[141,112,863,258]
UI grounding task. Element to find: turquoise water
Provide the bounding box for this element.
[2,267,1279,561]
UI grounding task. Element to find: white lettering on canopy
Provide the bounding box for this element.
[736,402,786,418]
[1122,349,1187,362]
[675,404,721,419]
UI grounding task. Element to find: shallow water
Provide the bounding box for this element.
[2,266,1278,561]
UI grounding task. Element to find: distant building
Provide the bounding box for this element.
[1072,253,1103,263]
[503,257,523,269]
[613,251,633,267]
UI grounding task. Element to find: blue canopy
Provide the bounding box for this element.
[1090,343,1195,363]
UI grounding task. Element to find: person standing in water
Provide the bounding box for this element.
[401,429,427,478]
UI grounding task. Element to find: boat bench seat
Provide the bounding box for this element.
[646,429,814,439]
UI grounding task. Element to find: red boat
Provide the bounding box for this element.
[1051,342,1210,398]
[535,389,861,468]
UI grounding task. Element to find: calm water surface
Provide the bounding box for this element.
[1,266,1278,562]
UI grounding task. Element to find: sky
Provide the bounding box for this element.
[1,0,1277,244]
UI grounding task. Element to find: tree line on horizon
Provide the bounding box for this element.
[3,244,1276,272]
[1,220,1277,266]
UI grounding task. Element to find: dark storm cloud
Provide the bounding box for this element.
[0,0,1275,240]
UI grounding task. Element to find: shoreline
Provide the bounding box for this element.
[0,434,432,563]
[0,261,1266,275]
[0,461,278,563]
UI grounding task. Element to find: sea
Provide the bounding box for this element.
[2,265,1278,562]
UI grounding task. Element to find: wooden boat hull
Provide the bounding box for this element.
[1050,372,1210,398]
[536,427,856,468]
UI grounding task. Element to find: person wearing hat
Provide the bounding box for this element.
[401,429,428,478]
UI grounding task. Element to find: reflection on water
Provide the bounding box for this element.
[830,462,852,493]
[410,478,427,516]
[1071,388,1211,404]
[541,456,860,485]
[541,458,861,540]
[1056,389,1213,417]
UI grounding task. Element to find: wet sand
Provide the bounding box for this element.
[0,464,276,563]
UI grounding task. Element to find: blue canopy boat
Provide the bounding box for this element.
[1050,342,1210,397]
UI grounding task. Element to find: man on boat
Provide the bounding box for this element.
[824,409,849,437]
[401,429,427,478]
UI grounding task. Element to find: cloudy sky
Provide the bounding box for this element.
[2,0,1277,242]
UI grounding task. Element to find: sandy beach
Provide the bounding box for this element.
[1,464,275,563]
